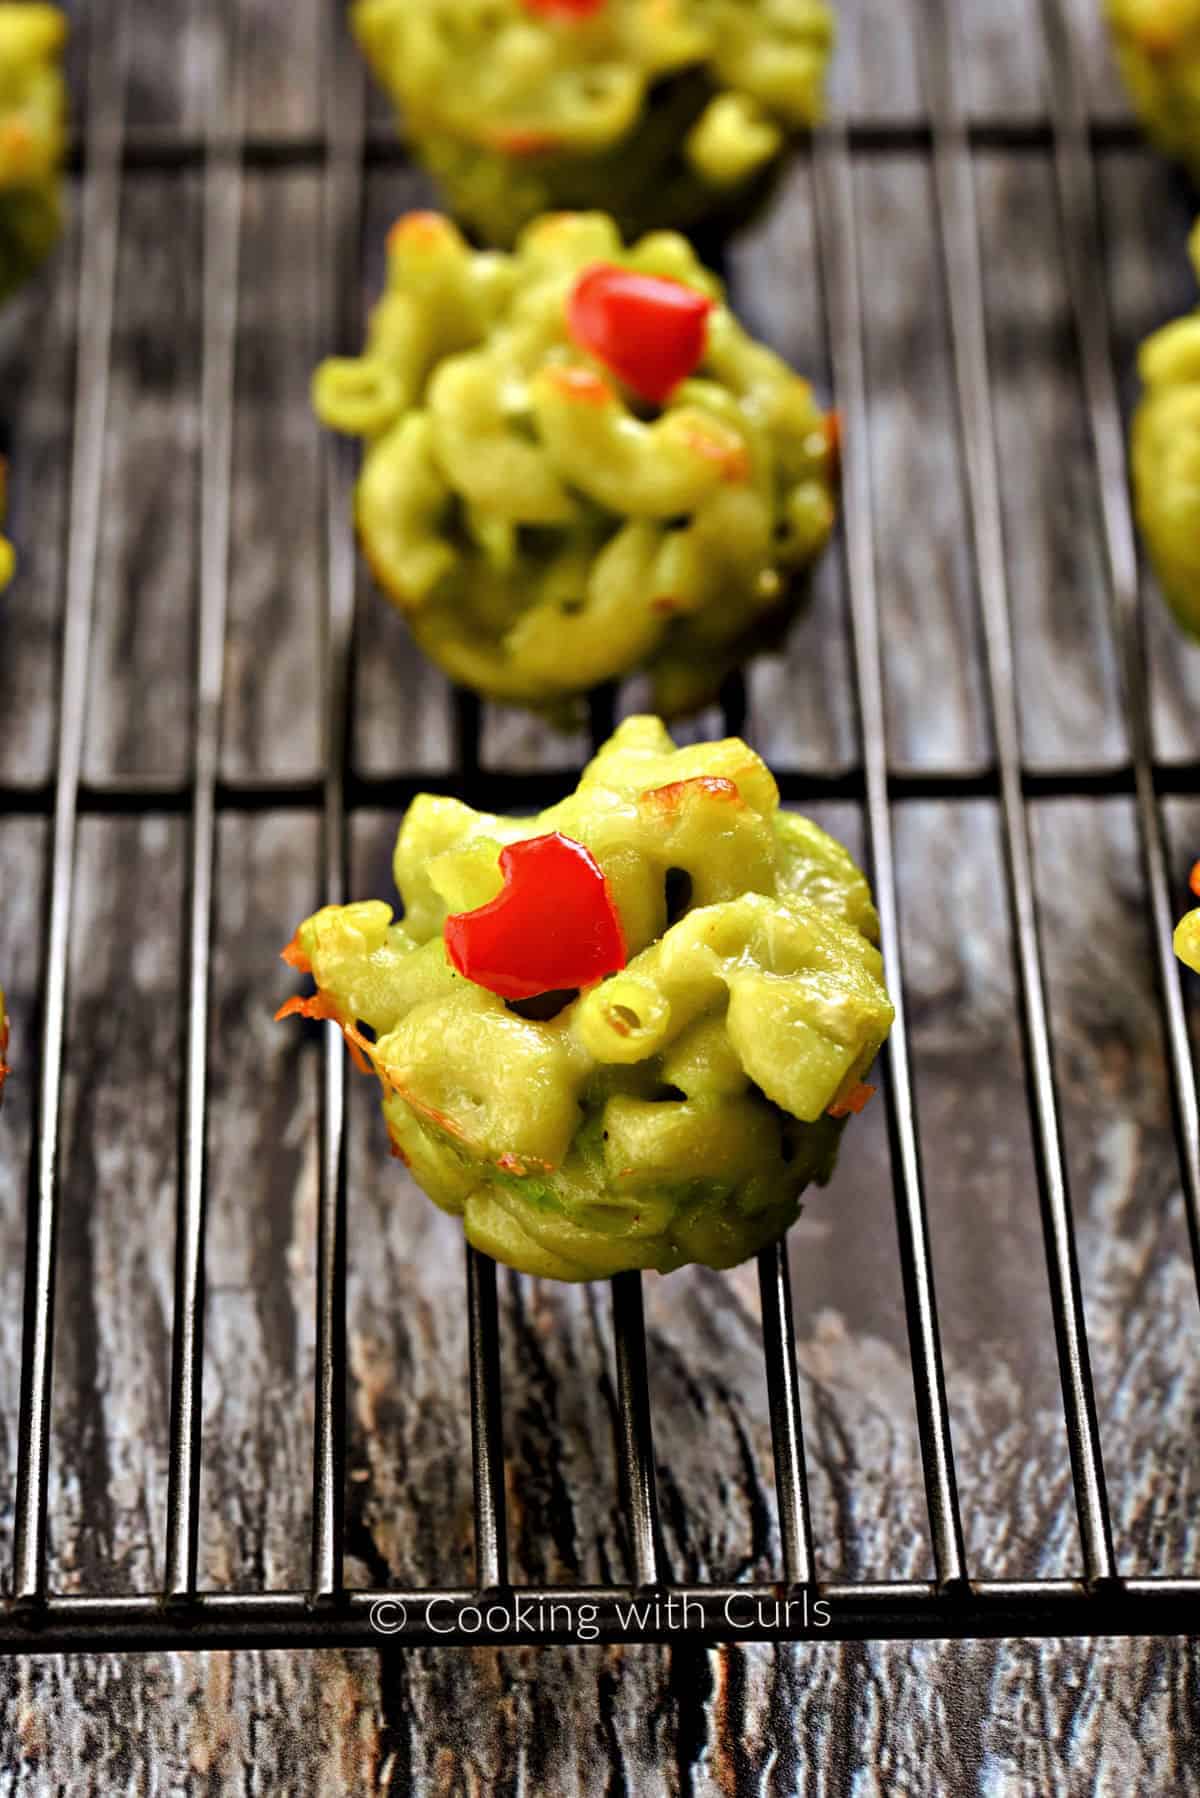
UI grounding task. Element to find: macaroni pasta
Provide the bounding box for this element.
[0,4,67,299]
[279,717,893,1281]
[314,211,837,718]
[352,0,835,245]
[1106,0,1200,180]
[1131,220,1200,635]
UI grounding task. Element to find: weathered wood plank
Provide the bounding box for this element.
[0,820,48,1582]
[960,0,1046,124]
[82,169,203,787]
[3,0,1200,1790]
[736,160,858,777]
[199,811,323,1591]
[1097,149,1200,769]
[47,815,184,1594]
[853,153,991,775]
[221,171,326,786]
[352,166,456,781]
[893,800,1079,1579]
[828,0,924,125]
[831,0,1049,126]
[1033,797,1200,1577]
[0,1633,1198,1794]
[0,190,75,788]
[975,149,1127,773]
[1062,0,1132,127]
[233,0,325,140]
[120,0,208,136]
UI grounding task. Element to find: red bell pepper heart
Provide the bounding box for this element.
[567,263,714,406]
[522,0,606,17]
[443,832,627,1001]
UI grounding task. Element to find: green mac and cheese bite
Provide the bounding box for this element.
[351,0,835,248]
[0,4,67,299]
[279,717,893,1282]
[314,210,837,718]
[1131,219,1200,634]
[1106,0,1200,179]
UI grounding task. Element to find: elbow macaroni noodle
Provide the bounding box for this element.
[1106,0,1200,180]
[280,717,893,1281]
[0,4,67,300]
[314,211,837,718]
[1131,220,1200,635]
[351,0,835,246]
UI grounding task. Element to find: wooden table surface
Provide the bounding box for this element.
[2,0,1200,1790]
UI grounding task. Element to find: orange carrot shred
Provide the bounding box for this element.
[828,1081,875,1119]
[280,934,311,973]
[546,365,613,405]
[275,991,372,1074]
[337,1017,376,1077]
[387,210,452,250]
[489,126,561,156]
[641,775,741,811]
[824,409,842,470]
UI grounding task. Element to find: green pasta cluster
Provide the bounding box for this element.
[0,5,67,300]
[352,0,835,247]
[1131,220,1200,635]
[313,211,837,718]
[280,717,893,1282]
[1106,0,1200,179]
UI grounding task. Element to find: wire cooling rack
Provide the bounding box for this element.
[2,0,1199,1651]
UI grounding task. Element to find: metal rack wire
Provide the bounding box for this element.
[3,0,1200,1651]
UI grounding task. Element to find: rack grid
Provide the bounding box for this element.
[3,0,1200,1651]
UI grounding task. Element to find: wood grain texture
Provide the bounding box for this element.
[1098,150,1200,769]
[734,163,858,777]
[0,190,76,788]
[2,0,1200,1791]
[83,170,202,786]
[221,172,326,785]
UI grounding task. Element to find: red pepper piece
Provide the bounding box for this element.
[444,832,626,1001]
[567,263,714,406]
[522,0,606,17]
[1190,860,1200,899]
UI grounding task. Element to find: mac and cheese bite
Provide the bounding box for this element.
[351,0,834,248]
[0,5,67,299]
[278,718,893,1282]
[314,211,837,719]
[1131,220,1200,635]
